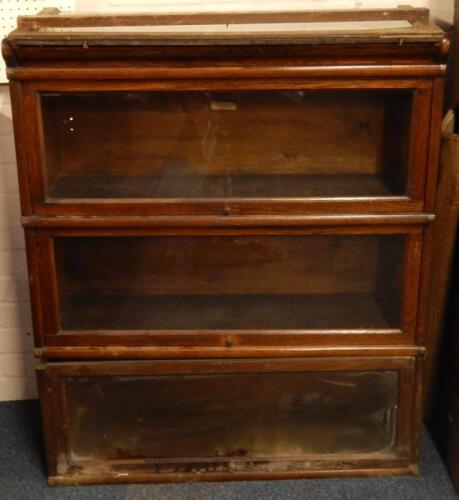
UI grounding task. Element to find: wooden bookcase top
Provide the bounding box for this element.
[5,6,444,46]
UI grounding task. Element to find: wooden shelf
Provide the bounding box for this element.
[48,172,399,199]
[61,292,397,331]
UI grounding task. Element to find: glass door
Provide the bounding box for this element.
[29,82,431,215]
[31,226,422,351]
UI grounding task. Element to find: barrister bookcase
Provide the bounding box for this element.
[2,6,448,485]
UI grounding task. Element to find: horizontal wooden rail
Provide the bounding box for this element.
[21,213,434,228]
[7,64,446,80]
[36,345,425,361]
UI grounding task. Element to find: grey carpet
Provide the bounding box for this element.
[0,400,457,500]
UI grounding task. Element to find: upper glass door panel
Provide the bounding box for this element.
[39,89,415,205]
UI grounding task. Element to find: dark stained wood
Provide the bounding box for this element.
[7,64,447,81]
[412,355,425,464]
[400,86,433,202]
[425,76,446,211]
[24,230,44,348]
[401,233,423,338]
[36,367,59,476]
[413,223,436,349]
[2,7,445,485]
[7,43,447,69]
[440,249,459,492]
[450,2,459,109]
[8,81,32,214]
[37,345,425,361]
[21,214,434,228]
[424,113,459,413]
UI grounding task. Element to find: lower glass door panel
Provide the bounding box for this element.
[54,234,406,332]
[39,357,417,483]
[66,371,397,459]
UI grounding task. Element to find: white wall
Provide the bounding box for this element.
[75,1,451,24]
[75,1,429,11]
[430,0,454,25]
[0,0,453,401]
[0,87,36,400]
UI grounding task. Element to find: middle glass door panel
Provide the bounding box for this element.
[47,231,416,337]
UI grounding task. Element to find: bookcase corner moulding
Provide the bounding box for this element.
[4,6,446,485]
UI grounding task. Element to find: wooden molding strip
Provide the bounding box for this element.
[37,345,425,360]
[21,213,435,228]
[7,64,446,80]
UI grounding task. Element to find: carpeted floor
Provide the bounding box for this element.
[0,400,457,500]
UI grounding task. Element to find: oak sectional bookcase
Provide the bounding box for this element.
[2,7,447,485]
